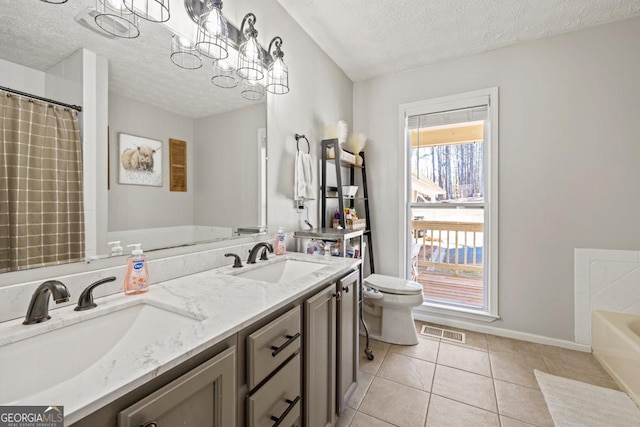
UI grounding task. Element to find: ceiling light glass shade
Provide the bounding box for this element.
[40,0,69,3]
[95,0,140,39]
[237,13,264,81]
[195,1,229,60]
[240,79,265,101]
[266,37,289,95]
[171,34,202,70]
[212,59,238,88]
[123,0,170,23]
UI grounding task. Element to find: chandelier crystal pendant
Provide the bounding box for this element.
[266,36,289,95]
[237,13,264,81]
[171,34,203,70]
[212,59,238,88]
[123,0,170,23]
[95,0,140,39]
[195,0,229,60]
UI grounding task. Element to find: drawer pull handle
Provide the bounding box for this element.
[139,423,158,427]
[270,395,300,427]
[270,333,301,357]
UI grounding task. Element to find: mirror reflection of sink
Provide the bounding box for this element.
[234,259,326,283]
[0,301,202,403]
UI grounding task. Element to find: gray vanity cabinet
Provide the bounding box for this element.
[304,283,337,427]
[336,269,359,415]
[118,346,236,427]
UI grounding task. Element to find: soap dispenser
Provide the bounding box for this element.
[124,244,149,295]
[108,241,123,256]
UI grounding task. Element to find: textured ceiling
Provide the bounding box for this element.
[0,0,263,118]
[275,0,640,81]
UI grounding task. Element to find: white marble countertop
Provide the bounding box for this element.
[0,253,360,425]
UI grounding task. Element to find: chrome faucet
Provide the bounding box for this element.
[247,242,273,264]
[23,280,71,325]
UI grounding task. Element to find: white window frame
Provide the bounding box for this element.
[398,87,499,321]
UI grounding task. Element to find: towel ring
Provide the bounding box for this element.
[295,134,310,154]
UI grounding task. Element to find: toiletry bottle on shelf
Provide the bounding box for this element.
[275,227,286,255]
[124,244,149,295]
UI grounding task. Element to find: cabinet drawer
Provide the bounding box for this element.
[247,354,301,427]
[247,306,301,389]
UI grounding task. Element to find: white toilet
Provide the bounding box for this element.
[362,274,424,345]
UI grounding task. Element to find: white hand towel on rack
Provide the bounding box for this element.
[294,151,316,201]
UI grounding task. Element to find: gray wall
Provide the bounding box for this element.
[0,58,45,95]
[353,17,640,341]
[193,104,266,229]
[108,93,194,231]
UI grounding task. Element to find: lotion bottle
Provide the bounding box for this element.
[124,244,149,295]
[275,227,286,255]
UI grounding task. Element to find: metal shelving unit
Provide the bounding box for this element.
[321,139,375,275]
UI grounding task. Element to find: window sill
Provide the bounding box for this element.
[414,302,500,323]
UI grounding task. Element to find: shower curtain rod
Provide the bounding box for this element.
[0,85,82,112]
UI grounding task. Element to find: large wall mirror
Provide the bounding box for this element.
[0,0,267,273]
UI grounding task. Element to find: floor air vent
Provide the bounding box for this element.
[420,325,466,343]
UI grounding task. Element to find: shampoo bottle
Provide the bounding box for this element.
[275,227,286,255]
[124,244,149,295]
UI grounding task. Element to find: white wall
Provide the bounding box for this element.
[353,17,640,341]
[0,58,45,95]
[193,104,266,229]
[221,0,354,235]
[108,93,194,232]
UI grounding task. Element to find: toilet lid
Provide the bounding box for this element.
[364,274,423,295]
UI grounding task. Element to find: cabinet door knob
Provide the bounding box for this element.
[342,284,350,293]
[270,332,301,357]
[269,395,301,427]
[335,291,342,301]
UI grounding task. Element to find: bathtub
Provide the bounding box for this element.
[592,310,640,406]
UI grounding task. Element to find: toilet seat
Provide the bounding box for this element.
[364,274,423,296]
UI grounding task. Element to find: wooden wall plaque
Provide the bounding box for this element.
[169,138,187,192]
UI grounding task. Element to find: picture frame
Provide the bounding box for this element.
[118,133,163,187]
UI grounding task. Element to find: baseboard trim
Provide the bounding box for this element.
[413,312,592,353]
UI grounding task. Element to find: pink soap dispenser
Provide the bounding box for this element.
[275,227,286,255]
[124,244,149,295]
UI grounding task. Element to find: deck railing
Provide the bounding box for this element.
[411,220,484,275]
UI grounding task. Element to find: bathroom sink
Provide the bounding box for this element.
[235,259,325,283]
[0,301,202,403]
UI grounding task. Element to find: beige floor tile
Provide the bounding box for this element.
[445,328,489,352]
[377,352,436,391]
[490,353,548,389]
[335,407,357,427]
[539,344,610,379]
[438,342,492,376]
[348,371,375,410]
[350,411,395,427]
[494,379,553,426]
[500,415,537,426]
[546,365,619,390]
[359,377,430,427]
[432,365,497,412]
[359,341,387,375]
[390,336,440,362]
[426,395,500,426]
[368,338,392,351]
[486,335,543,364]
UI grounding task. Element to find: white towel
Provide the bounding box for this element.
[294,151,316,201]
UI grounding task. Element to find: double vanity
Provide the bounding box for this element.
[0,251,361,426]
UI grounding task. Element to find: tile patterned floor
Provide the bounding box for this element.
[336,321,619,427]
